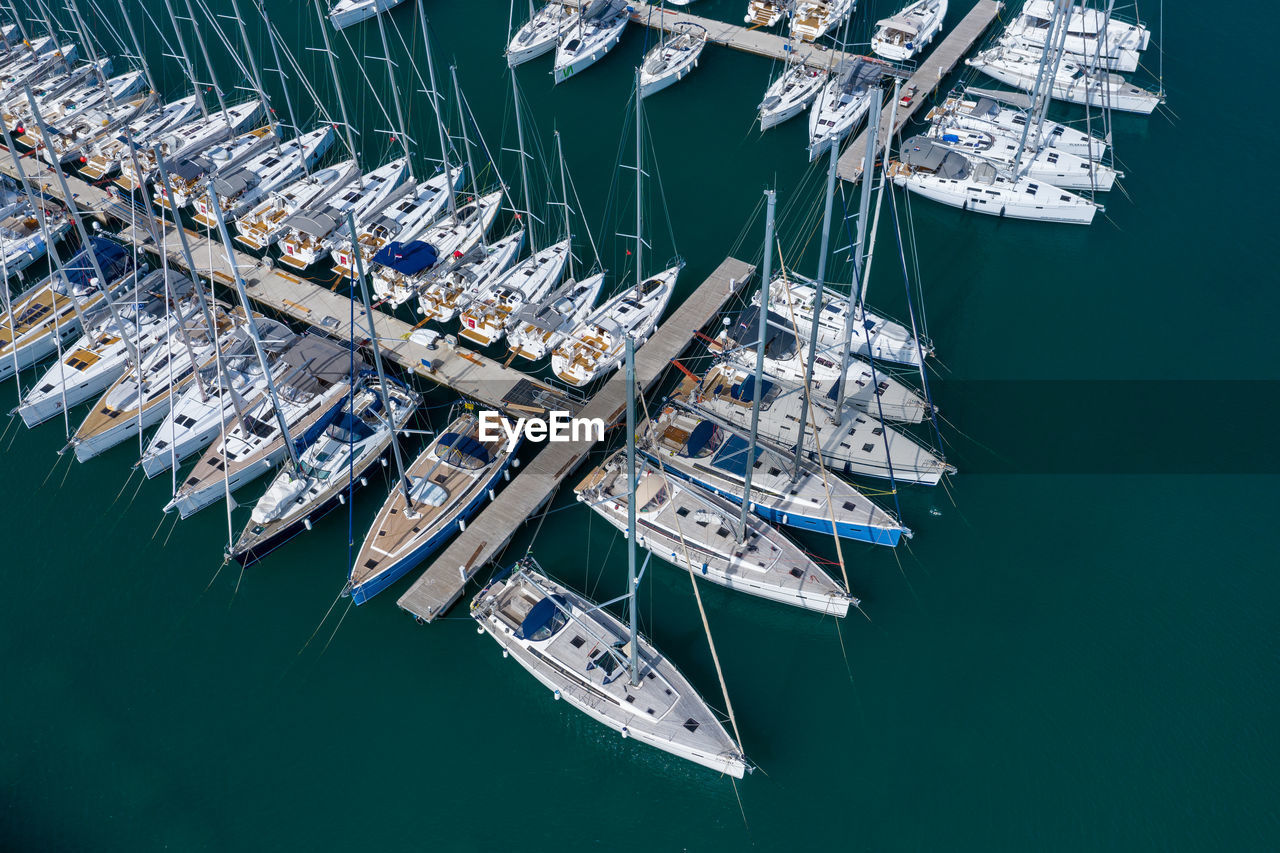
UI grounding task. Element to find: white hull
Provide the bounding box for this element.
[968,44,1161,114]
[553,7,629,84]
[507,3,573,66]
[328,0,406,30]
[759,64,827,131]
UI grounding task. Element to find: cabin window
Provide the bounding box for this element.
[862,443,875,453]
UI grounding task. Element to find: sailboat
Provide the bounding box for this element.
[638,21,707,98]
[0,236,134,383]
[790,0,854,42]
[553,0,629,84]
[924,114,1118,191]
[871,0,949,62]
[0,187,69,279]
[1005,0,1150,73]
[967,37,1161,114]
[231,373,420,563]
[138,320,297,478]
[113,100,264,192]
[412,225,523,322]
[758,60,828,131]
[233,160,360,251]
[328,0,408,30]
[16,269,194,427]
[807,57,883,161]
[190,125,337,226]
[552,71,679,387]
[745,1,787,27]
[348,406,518,604]
[163,332,365,518]
[926,90,1109,161]
[153,125,279,210]
[473,338,750,778]
[79,94,202,181]
[576,449,853,614]
[458,240,570,347]
[507,1,574,67]
[507,271,605,362]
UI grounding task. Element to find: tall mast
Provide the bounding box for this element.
[24,85,141,369]
[348,210,412,509]
[161,0,208,118]
[206,178,303,471]
[833,83,881,427]
[418,3,456,219]
[311,0,359,182]
[254,0,308,175]
[226,0,276,141]
[450,65,485,250]
[792,133,840,478]
[555,129,572,279]
[373,7,413,178]
[738,189,774,542]
[115,0,159,111]
[182,0,232,125]
[62,0,118,108]
[633,67,643,287]
[1014,0,1070,177]
[624,334,639,686]
[510,65,535,252]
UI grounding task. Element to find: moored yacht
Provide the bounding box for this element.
[967,39,1162,114]
[553,0,629,84]
[457,239,570,347]
[639,22,707,98]
[414,229,524,323]
[190,125,336,227]
[1005,0,1150,73]
[871,0,948,62]
[808,58,884,161]
[759,62,827,131]
[507,271,606,362]
[507,2,573,67]
[233,159,360,251]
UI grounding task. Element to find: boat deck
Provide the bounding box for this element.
[837,0,1004,183]
[396,258,755,623]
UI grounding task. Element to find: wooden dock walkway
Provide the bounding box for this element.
[0,147,584,417]
[566,0,870,71]
[836,0,1003,183]
[396,257,755,623]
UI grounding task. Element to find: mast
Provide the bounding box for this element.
[633,67,643,287]
[254,0,308,174]
[510,65,535,252]
[114,0,158,113]
[624,333,639,686]
[373,4,413,178]
[555,129,572,279]
[206,178,303,471]
[450,64,485,250]
[418,2,457,219]
[312,0,359,181]
[62,0,118,109]
[1014,0,1071,177]
[161,0,208,118]
[833,82,881,427]
[738,188,774,542]
[792,132,840,478]
[24,85,141,369]
[181,0,232,125]
[226,0,276,141]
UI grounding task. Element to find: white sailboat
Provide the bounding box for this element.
[507,271,606,362]
[458,240,570,347]
[871,0,948,62]
[745,1,787,26]
[759,61,828,131]
[553,0,629,84]
[807,58,883,160]
[233,159,360,251]
[328,0,407,30]
[190,125,337,226]
[327,168,461,277]
[576,450,853,615]
[968,37,1161,114]
[639,21,707,98]
[79,94,202,181]
[927,90,1108,160]
[414,227,523,322]
[790,0,854,42]
[507,2,574,67]
[925,118,1118,190]
[1005,0,1150,73]
[0,189,70,280]
[114,99,264,192]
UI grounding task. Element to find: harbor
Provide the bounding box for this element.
[2,1,1250,849]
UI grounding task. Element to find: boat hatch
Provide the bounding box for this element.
[516,594,570,641]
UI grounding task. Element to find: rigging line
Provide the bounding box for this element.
[320,598,354,656]
[773,250,851,597]
[635,377,746,764]
[298,585,348,655]
[885,175,945,457]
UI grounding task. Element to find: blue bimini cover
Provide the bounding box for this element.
[682,420,718,457]
[711,433,751,478]
[437,432,490,469]
[516,594,569,641]
[372,241,438,275]
[729,376,773,403]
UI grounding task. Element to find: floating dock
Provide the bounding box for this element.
[837,0,1004,183]
[0,148,584,417]
[396,257,755,623]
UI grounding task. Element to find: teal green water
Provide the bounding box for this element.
[4,1,1279,849]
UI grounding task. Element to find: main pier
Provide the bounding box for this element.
[397,257,754,623]
[836,0,1003,183]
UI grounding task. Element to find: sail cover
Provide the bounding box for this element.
[373,241,438,275]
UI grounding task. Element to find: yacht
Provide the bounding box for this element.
[808,58,884,161]
[190,125,336,226]
[925,118,1118,190]
[276,157,408,271]
[759,62,827,131]
[114,100,264,192]
[79,94,202,181]
[328,0,407,30]
[1005,0,1150,72]
[233,159,360,251]
[553,0,629,84]
[639,22,707,99]
[457,239,571,347]
[967,39,1162,114]
[507,272,606,362]
[507,2,574,67]
[927,91,1108,160]
[153,126,278,211]
[414,230,524,323]
[871,0,948,62]
[790,0,854,42]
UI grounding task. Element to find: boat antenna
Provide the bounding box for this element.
[738,188,775,542]
[624,333,640,686]
[509,64,536,252]
[24,85,142,369]
[833,80,881,427]
[791,124,840,480]
[373,2,414,178]
[311,0,360,181]
[205,177,304,472]
[418,3,457,219]
[347,210,413,510]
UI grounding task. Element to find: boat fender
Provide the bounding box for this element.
[459,519,467,532]
[999,206,1006,218]
[553,689,561,701]
[360,476,368,487]
[621,727,629,739]
[488,489,496,501]
[380,457,388,467]
[809,574,817,583]
[502,649,508,658]
[511,457,520,468]
[338,494,345,505]
[303,518,312,530]
[503,469,510,482]
[477,625,485,635]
